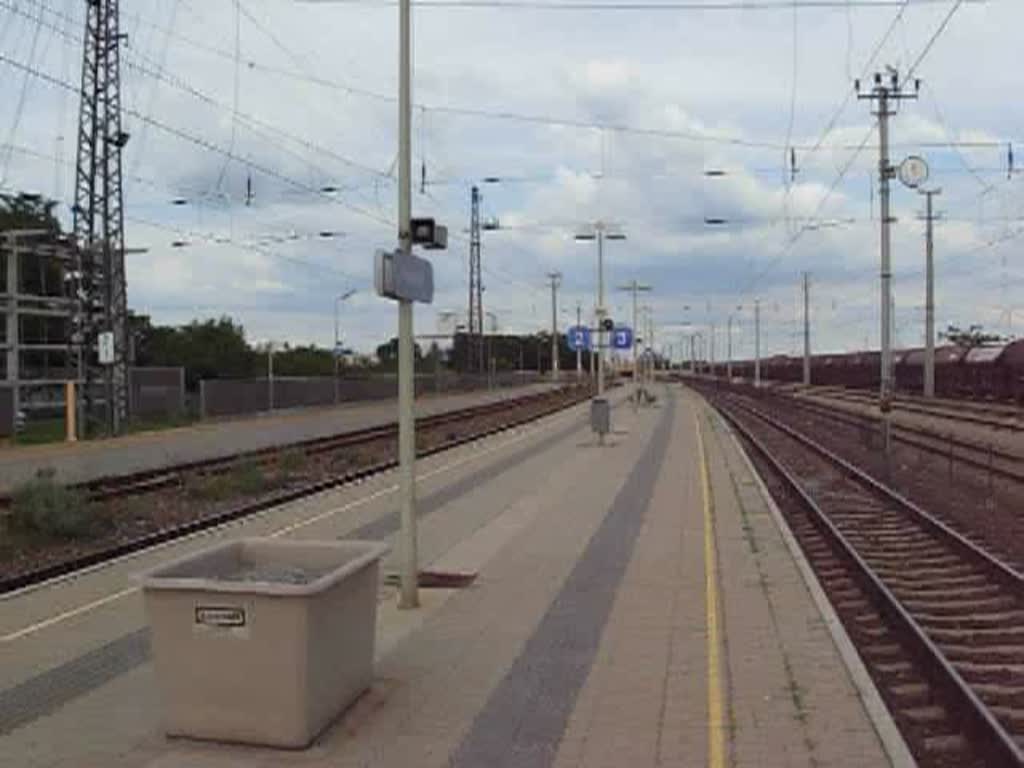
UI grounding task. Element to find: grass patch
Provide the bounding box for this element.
[9,413,196,448]
[124,413,196,435]
[13,419,66,446]
[7,470,95,540]
[277,449,306,478]
[185,461,269,502]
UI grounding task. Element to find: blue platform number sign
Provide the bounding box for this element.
[611,326,633,350]
[566,325,591,352]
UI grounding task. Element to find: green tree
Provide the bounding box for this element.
[942,324,1007,349]
[375,337,423,370]
[273,344,336,376]
[0,193,61,233]
[136,316,257,388]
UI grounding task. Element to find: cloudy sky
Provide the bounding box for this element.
[1,0,1020,360]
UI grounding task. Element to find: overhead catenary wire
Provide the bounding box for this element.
[0,0,47,183]
[0,51,397,231]
[906,0,965,79]
[295,0,980,9]
[4,0,996,156]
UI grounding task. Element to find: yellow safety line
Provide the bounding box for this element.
[696,410,727,768]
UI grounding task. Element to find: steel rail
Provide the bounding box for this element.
[2,387,579,505]
[0,386,590,595]
[760,388,1024,484]
[712,393,1024,767]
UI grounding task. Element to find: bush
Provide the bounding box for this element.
[185,462,267,502]
[9,471,93,539]
[230,461,266,496]
[278,449,305,478]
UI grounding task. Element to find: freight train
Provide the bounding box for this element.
[721,340,1024,402]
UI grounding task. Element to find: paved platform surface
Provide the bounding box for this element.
[0,382,557,491]
[0,386,909,767]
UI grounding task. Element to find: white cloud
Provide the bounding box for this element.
[1,0,1022,356]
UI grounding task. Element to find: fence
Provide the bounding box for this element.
[199,371,544,420]
[0,386,13,437]
[128,367,186,421]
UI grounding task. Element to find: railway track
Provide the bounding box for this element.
[0,385,592,595]
[762,387,1024,485]
[3,387,579,506]
[711,390,1024,767]
[806,387,1024,432]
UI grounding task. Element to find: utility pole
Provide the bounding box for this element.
[618,280,651,407]
[333,289,355,404]
[396,0,418,609]
[267,344,275,411]
[575,222,626,439]
[919,187,941,398]
[803,272,811,387]
[575,302,582,378]
[589,309,596,379]
[647,306,655,388]
[727,314,733,381]
[71,0,129,437]
[547,271,562,380]
[468,185,484,374]
[754,299,762,388]
[710,323,716,377]
[858,69,919,453]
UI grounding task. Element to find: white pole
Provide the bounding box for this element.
[710,323,716,376]
[397,0,418,610]
[923,188,940,398]
[632,283,639,407]
[803,272,811,387]
[727,314,733,381]
[268,345,274,411]
[755,299,761,388]
[879,87,893,453]
[576,303,582,378]
[549,272,560,380]
[597,231,604,397]
[334,297,341,404]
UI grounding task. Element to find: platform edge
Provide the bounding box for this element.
[701,397,918,768]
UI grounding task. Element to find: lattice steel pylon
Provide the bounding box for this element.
[70,0,129,437]
[467,185,484,373]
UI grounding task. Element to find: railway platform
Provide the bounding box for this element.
[0,382,558,492]
[0,386,910,767]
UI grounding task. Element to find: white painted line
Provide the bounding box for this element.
[0,404,587,644]
[703,401,917,768]
[0,586,139,644]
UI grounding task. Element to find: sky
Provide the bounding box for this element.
[1,0,1021,361]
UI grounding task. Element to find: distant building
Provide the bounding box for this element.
[0,229,78,419]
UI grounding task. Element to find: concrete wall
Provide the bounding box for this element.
[199,372,544,420]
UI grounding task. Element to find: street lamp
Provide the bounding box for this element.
[575,222,626,441]
[727,304,743,381]
[334,289,357,404]
[618,280,651,408]
[485,311,498,388]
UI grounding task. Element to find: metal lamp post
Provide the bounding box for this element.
[333,289,357,404]
[575,223,625,444]
[618,280,651,409]
[575,223,626,401]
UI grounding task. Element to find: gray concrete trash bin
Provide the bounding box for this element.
[140,538,389,748]
[590,397,611,435]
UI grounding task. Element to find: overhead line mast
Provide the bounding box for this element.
[71,0,129,437]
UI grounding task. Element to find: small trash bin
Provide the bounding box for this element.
[141,538,388,748]
[591,397,610,435]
